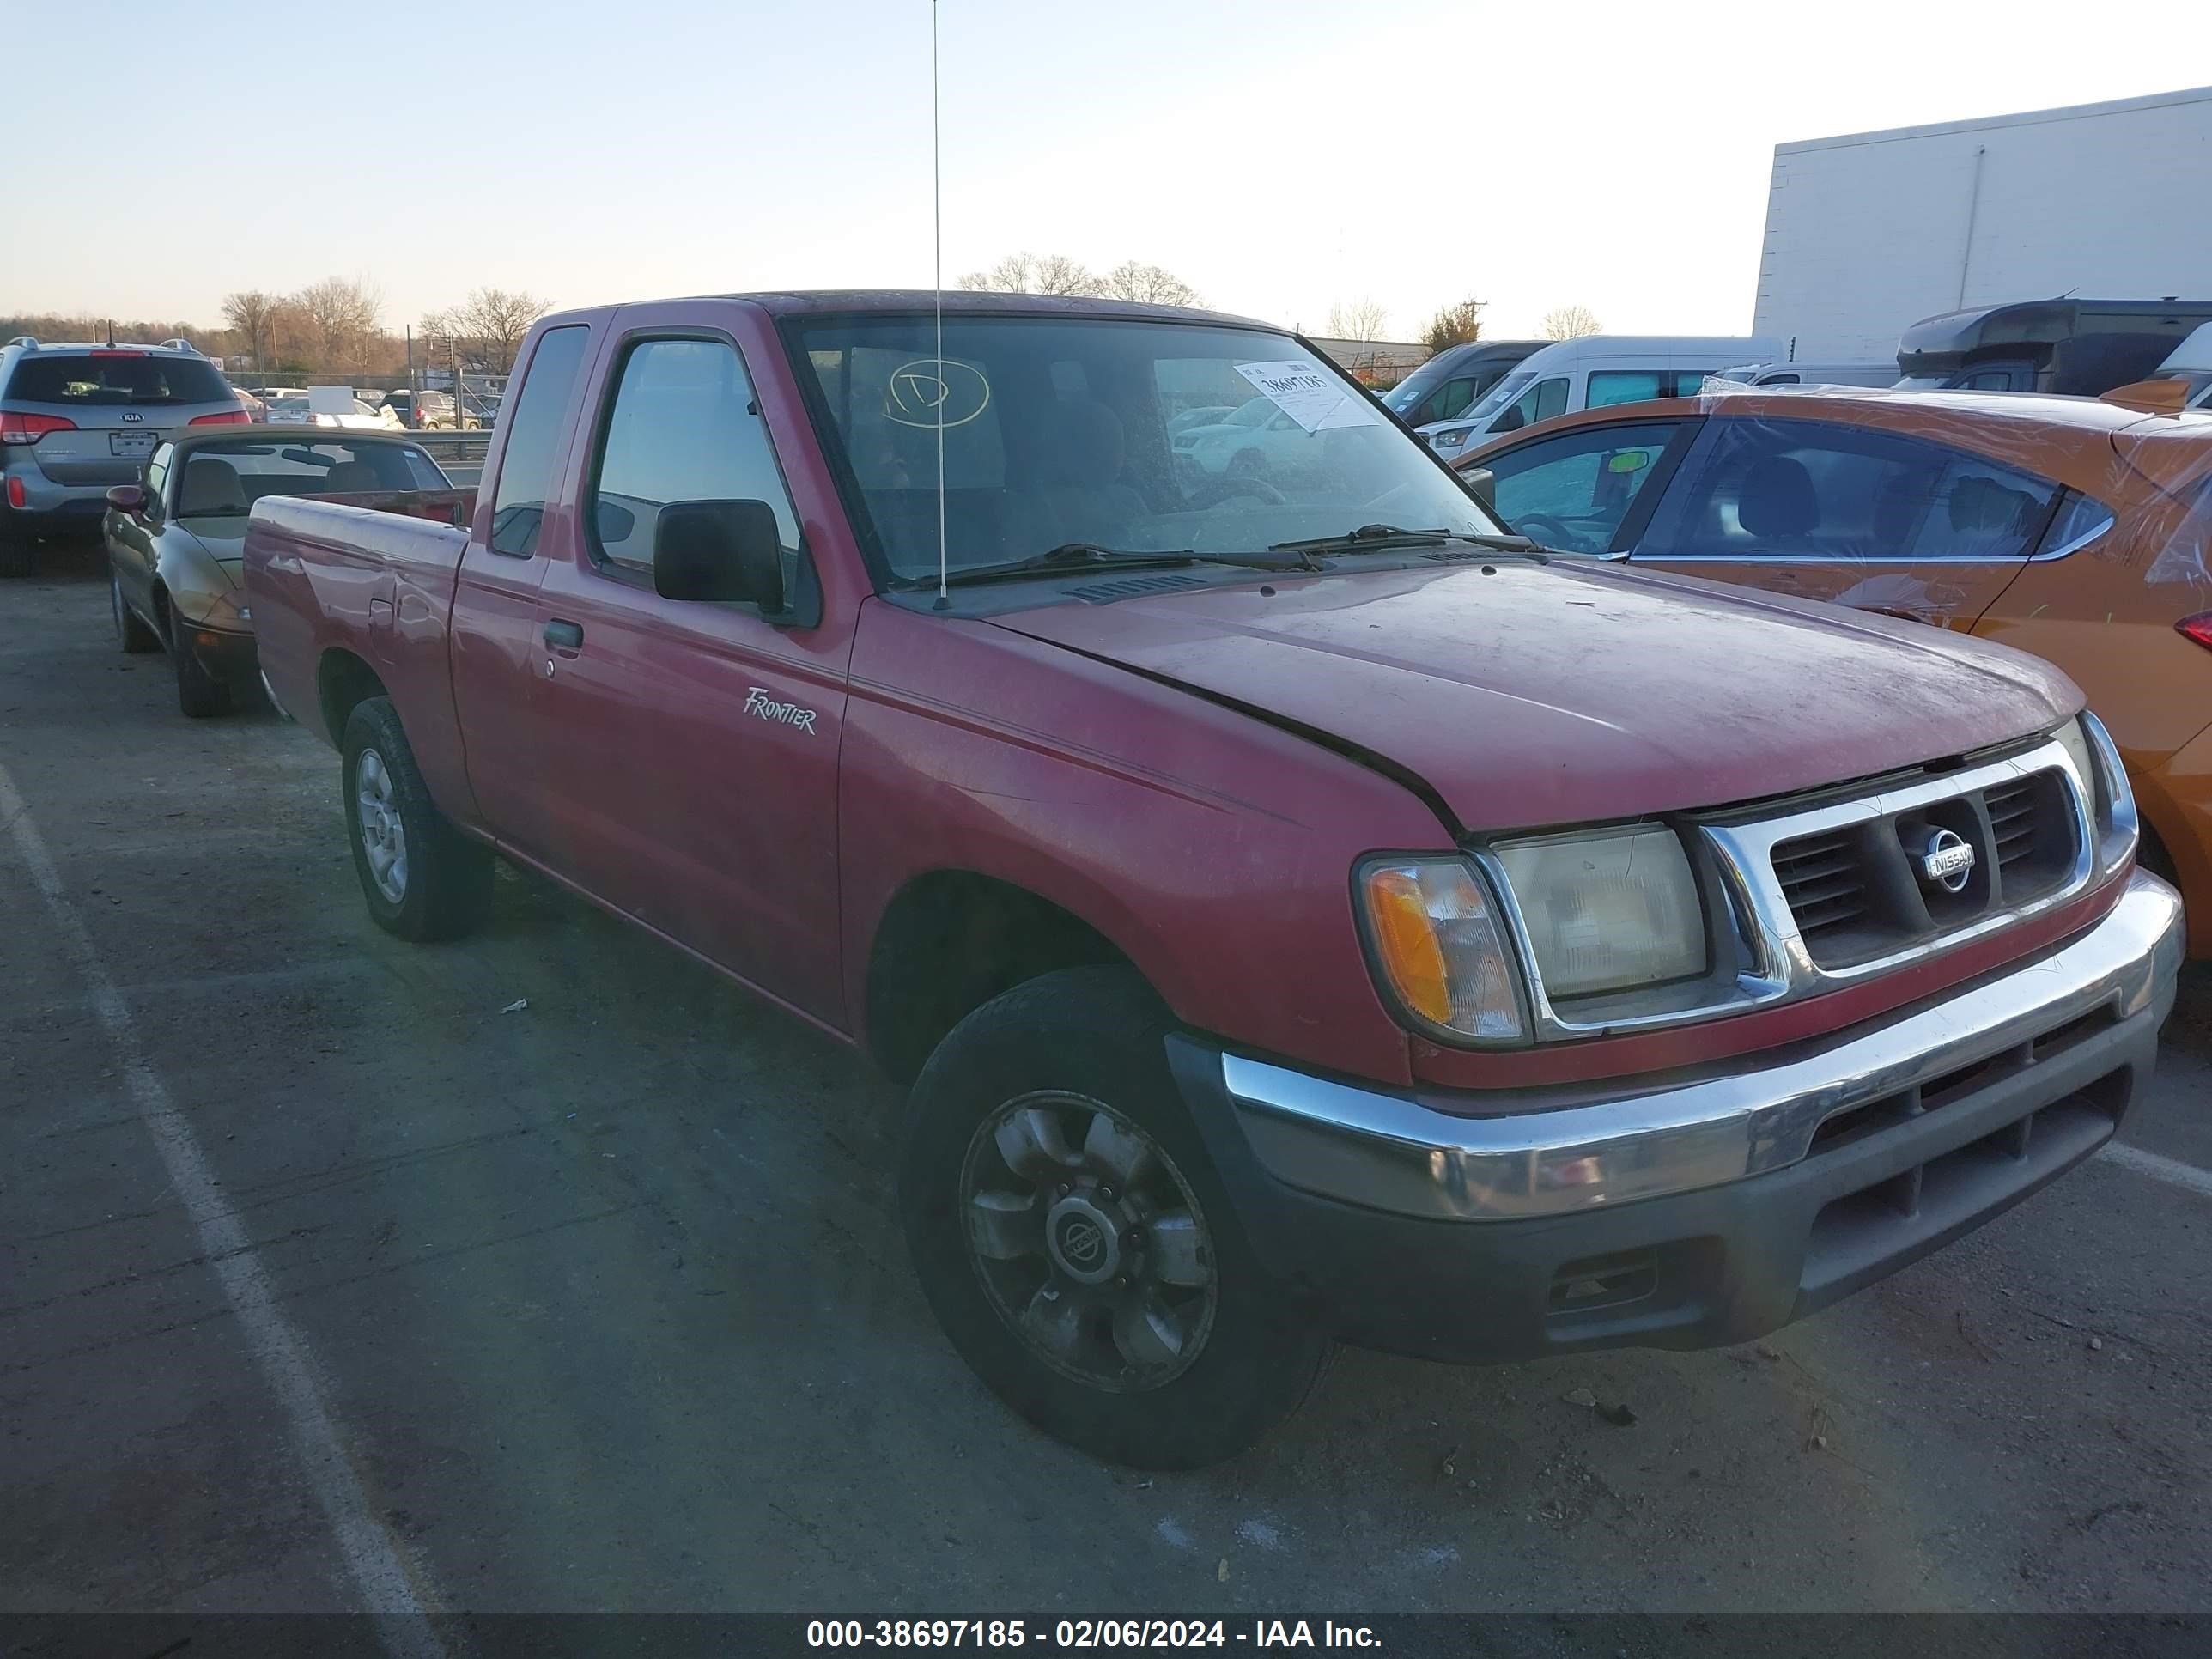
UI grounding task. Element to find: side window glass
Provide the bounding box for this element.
[489,324,592,556]
[2033,490,2116,556]
[145,446,172,507]
[1484,422,1681,556]
[1534,377,1569,422]
[1589,372,1662,409]
[1437,378,1480,420]
[1640,418,2056,562]
[1906,453,2058,560]
[588,337,802,585]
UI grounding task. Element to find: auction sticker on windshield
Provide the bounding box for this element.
[1234,361,1378,433]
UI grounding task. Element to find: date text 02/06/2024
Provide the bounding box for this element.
[805,1620,1382,1649]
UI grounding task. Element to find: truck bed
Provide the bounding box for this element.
[244,491,478,799]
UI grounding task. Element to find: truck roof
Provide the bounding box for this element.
[701,289,1281,331]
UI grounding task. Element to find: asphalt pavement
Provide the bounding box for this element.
[3,544,2208,1632]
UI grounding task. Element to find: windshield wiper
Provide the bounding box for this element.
[911,543,1312,592]
[1269,523,1549,561]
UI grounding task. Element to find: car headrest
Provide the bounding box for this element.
[179,457,248,517]
[1042,399,1127,489]
[1738,455,1818,539]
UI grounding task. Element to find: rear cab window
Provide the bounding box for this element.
[173,439,447,516]
[488,325,593,556]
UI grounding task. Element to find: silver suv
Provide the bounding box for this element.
[2,337,247,575]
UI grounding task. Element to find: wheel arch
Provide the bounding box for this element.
[317,648,391,748]
[863,867,1151,1085]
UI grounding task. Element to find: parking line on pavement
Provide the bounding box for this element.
[0,761,453,1659]
[2104,1140,2212,1200]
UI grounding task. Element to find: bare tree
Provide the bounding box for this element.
[1421,297,1486,353]
[295,276,384,372]
[437,288,555,374]
[267,300,315,370]
[1097,261,1201,307]
[1325,298,1389,343]
[956,252,1100,296]
[221,291,281,371]
[1540,304,1601,340]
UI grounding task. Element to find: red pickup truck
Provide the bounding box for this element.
[246,292,2183,1468]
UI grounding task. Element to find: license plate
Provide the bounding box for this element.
[109,430,155,458]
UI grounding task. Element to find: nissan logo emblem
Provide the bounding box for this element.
[1917,828,1977,895]
[1056,1217,1106,1271]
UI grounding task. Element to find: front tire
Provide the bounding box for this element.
[900,966,1328,1468]
[170,623,230,717]
[340,696,493,941]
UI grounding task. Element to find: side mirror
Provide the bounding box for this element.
[106,484,146,514]
[1461,467,1497,513]
[653,498,786,611]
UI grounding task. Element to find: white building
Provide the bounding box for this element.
[1753,86,2212,365]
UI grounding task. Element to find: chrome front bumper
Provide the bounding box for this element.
[1218,871,2184,1224]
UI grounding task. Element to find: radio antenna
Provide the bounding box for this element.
[932,0,949,605]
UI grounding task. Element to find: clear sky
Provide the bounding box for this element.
[5,0,2208,341]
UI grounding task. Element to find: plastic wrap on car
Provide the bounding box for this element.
[1679,392,2212,611]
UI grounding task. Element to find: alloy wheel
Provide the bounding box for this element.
[355,747,410,903]
[959,1091,1218,1391]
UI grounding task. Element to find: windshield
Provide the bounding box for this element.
[172,438,448,515]
[793,315,1502,583]
[4,353,234,406]
[1382,354,1457,413]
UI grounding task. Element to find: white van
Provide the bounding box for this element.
[1419,334,1778,457]
[1712,360,1897,389]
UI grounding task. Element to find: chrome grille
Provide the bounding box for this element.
[1480,729,2120,1045]
[1756,759,2086,969]
[1769,830,1870,945]
[1985,777,2039,863]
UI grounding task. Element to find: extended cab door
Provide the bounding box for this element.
[1626,414,2061,629]
[450,319,600,841]
[520,310,856,1026]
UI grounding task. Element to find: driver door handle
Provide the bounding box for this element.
[543,619,584,649]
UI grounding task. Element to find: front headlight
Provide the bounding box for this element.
[1430,428,1468,451]
[1492,826,1705,999]
[1356,859,1525,1042]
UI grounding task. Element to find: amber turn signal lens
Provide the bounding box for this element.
[1364,869,1453,1026]
[1357,860,1525,1042]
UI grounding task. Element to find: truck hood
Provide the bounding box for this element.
[985,560,2080,833]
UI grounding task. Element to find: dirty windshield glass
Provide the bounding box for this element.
[793,316,1503,581]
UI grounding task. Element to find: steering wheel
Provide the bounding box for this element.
[1510,512,1581,550]
[1185,474,1288,509]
